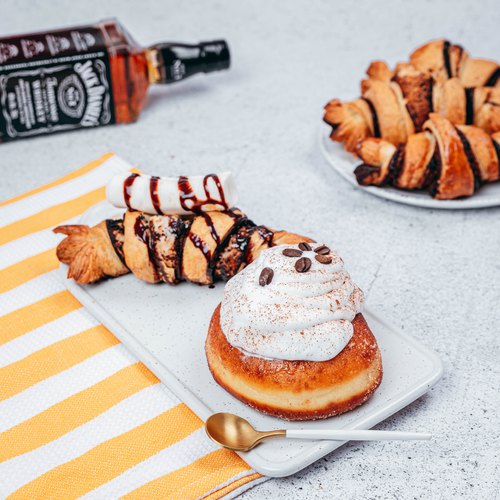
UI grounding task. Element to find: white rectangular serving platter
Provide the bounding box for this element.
[57,202,443,477]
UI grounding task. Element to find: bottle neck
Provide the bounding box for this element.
[146,40,230,84]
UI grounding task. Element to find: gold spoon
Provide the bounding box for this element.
[205,412,431,452]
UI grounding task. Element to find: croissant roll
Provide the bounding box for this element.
[123,211,161,283]
[461,60,500,88]
[391,63,434,132]
[410,40,500,87]
[354,138,397,185]
[323,98,374,152]
[356,132,436,190]
[409,40,466,82]
[493,132,500,154]
[473,87,500,134]
[432,78,466,125]
[368,42,471,84]
[54,222,129,283]
[423,114,477,198]
[360,79,415,145]
[365,61,393,82]
[354,114,500,199]
[395,131,436,190]
[456,125,500,182]
[182,210,244,285]
[54,209,313,286]
[325,82,500,150]
[325,40,500,152]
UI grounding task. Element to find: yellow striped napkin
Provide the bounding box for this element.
[0,153,264,499]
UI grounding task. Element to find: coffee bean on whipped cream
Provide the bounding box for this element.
[315,254,333,264]
[295,256,312,273]
[259,267,274,286]
[298,242,312,251]
[314,245,331,255]
[283,248,303,257]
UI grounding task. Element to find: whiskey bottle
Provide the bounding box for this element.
[0,19,230,143]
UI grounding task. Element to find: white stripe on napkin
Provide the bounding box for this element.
[0,344,136,432]
[0,384,175,496]
[0,309,99,368]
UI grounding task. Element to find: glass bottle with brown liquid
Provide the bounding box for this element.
[0,19,230,143]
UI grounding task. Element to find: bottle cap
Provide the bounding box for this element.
[199,40,230,72]
[153,40,230,83]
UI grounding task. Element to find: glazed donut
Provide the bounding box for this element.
[206,306,382,420]
[205,243,383,420]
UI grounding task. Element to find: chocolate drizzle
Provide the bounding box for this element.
[208,215,252,281]
[493,141,500,179]
[174,217,193,282]
[149,176,163,214]
[178,174,229,213]
[485,67,500,87]
[189,233,212,262]
[147,216,189,284]
[387,145,406,185]
[123,173,139,210]
[201,212,220,245]
[214,219,256,281]
[465,88,475,125]
[133,216,148,244]
[443,40,452,79]
[456,127,482,190]
[361,97,380,138]
[133,215,158,267]
[255,226,274,246]
[185,210,251,283]
[425,147,442,196]
[428,78,434,112]
[105,219,127,267]
[240,225,274,267]
[107,207,284,286]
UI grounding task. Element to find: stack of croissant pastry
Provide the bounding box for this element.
[323,40,500,199]
[54,209,311,286]
[355,113,500,199]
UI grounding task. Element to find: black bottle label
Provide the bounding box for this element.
[0,26,115,142]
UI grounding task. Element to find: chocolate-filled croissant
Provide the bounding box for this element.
[353,114,500,199]
[324,40,500,152]
[407,39,499,87]
[54,209,313,285]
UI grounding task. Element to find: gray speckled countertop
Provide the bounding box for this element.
[1,0,499,498]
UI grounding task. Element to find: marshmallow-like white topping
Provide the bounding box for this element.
[220,244,363,361]
[106,171,238,215]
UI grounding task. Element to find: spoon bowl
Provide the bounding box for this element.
[205,412,284,451]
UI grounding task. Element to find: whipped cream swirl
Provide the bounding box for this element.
[220,244,364,362]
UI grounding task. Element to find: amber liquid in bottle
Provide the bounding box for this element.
[0,19,229,142]
[99,20,150,124]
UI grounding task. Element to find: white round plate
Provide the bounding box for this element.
[319,125,500,209]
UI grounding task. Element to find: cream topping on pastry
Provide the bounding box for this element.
[106,171,238,215]
[220,243,364,361]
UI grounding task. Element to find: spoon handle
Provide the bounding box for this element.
[285,429,431,441]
